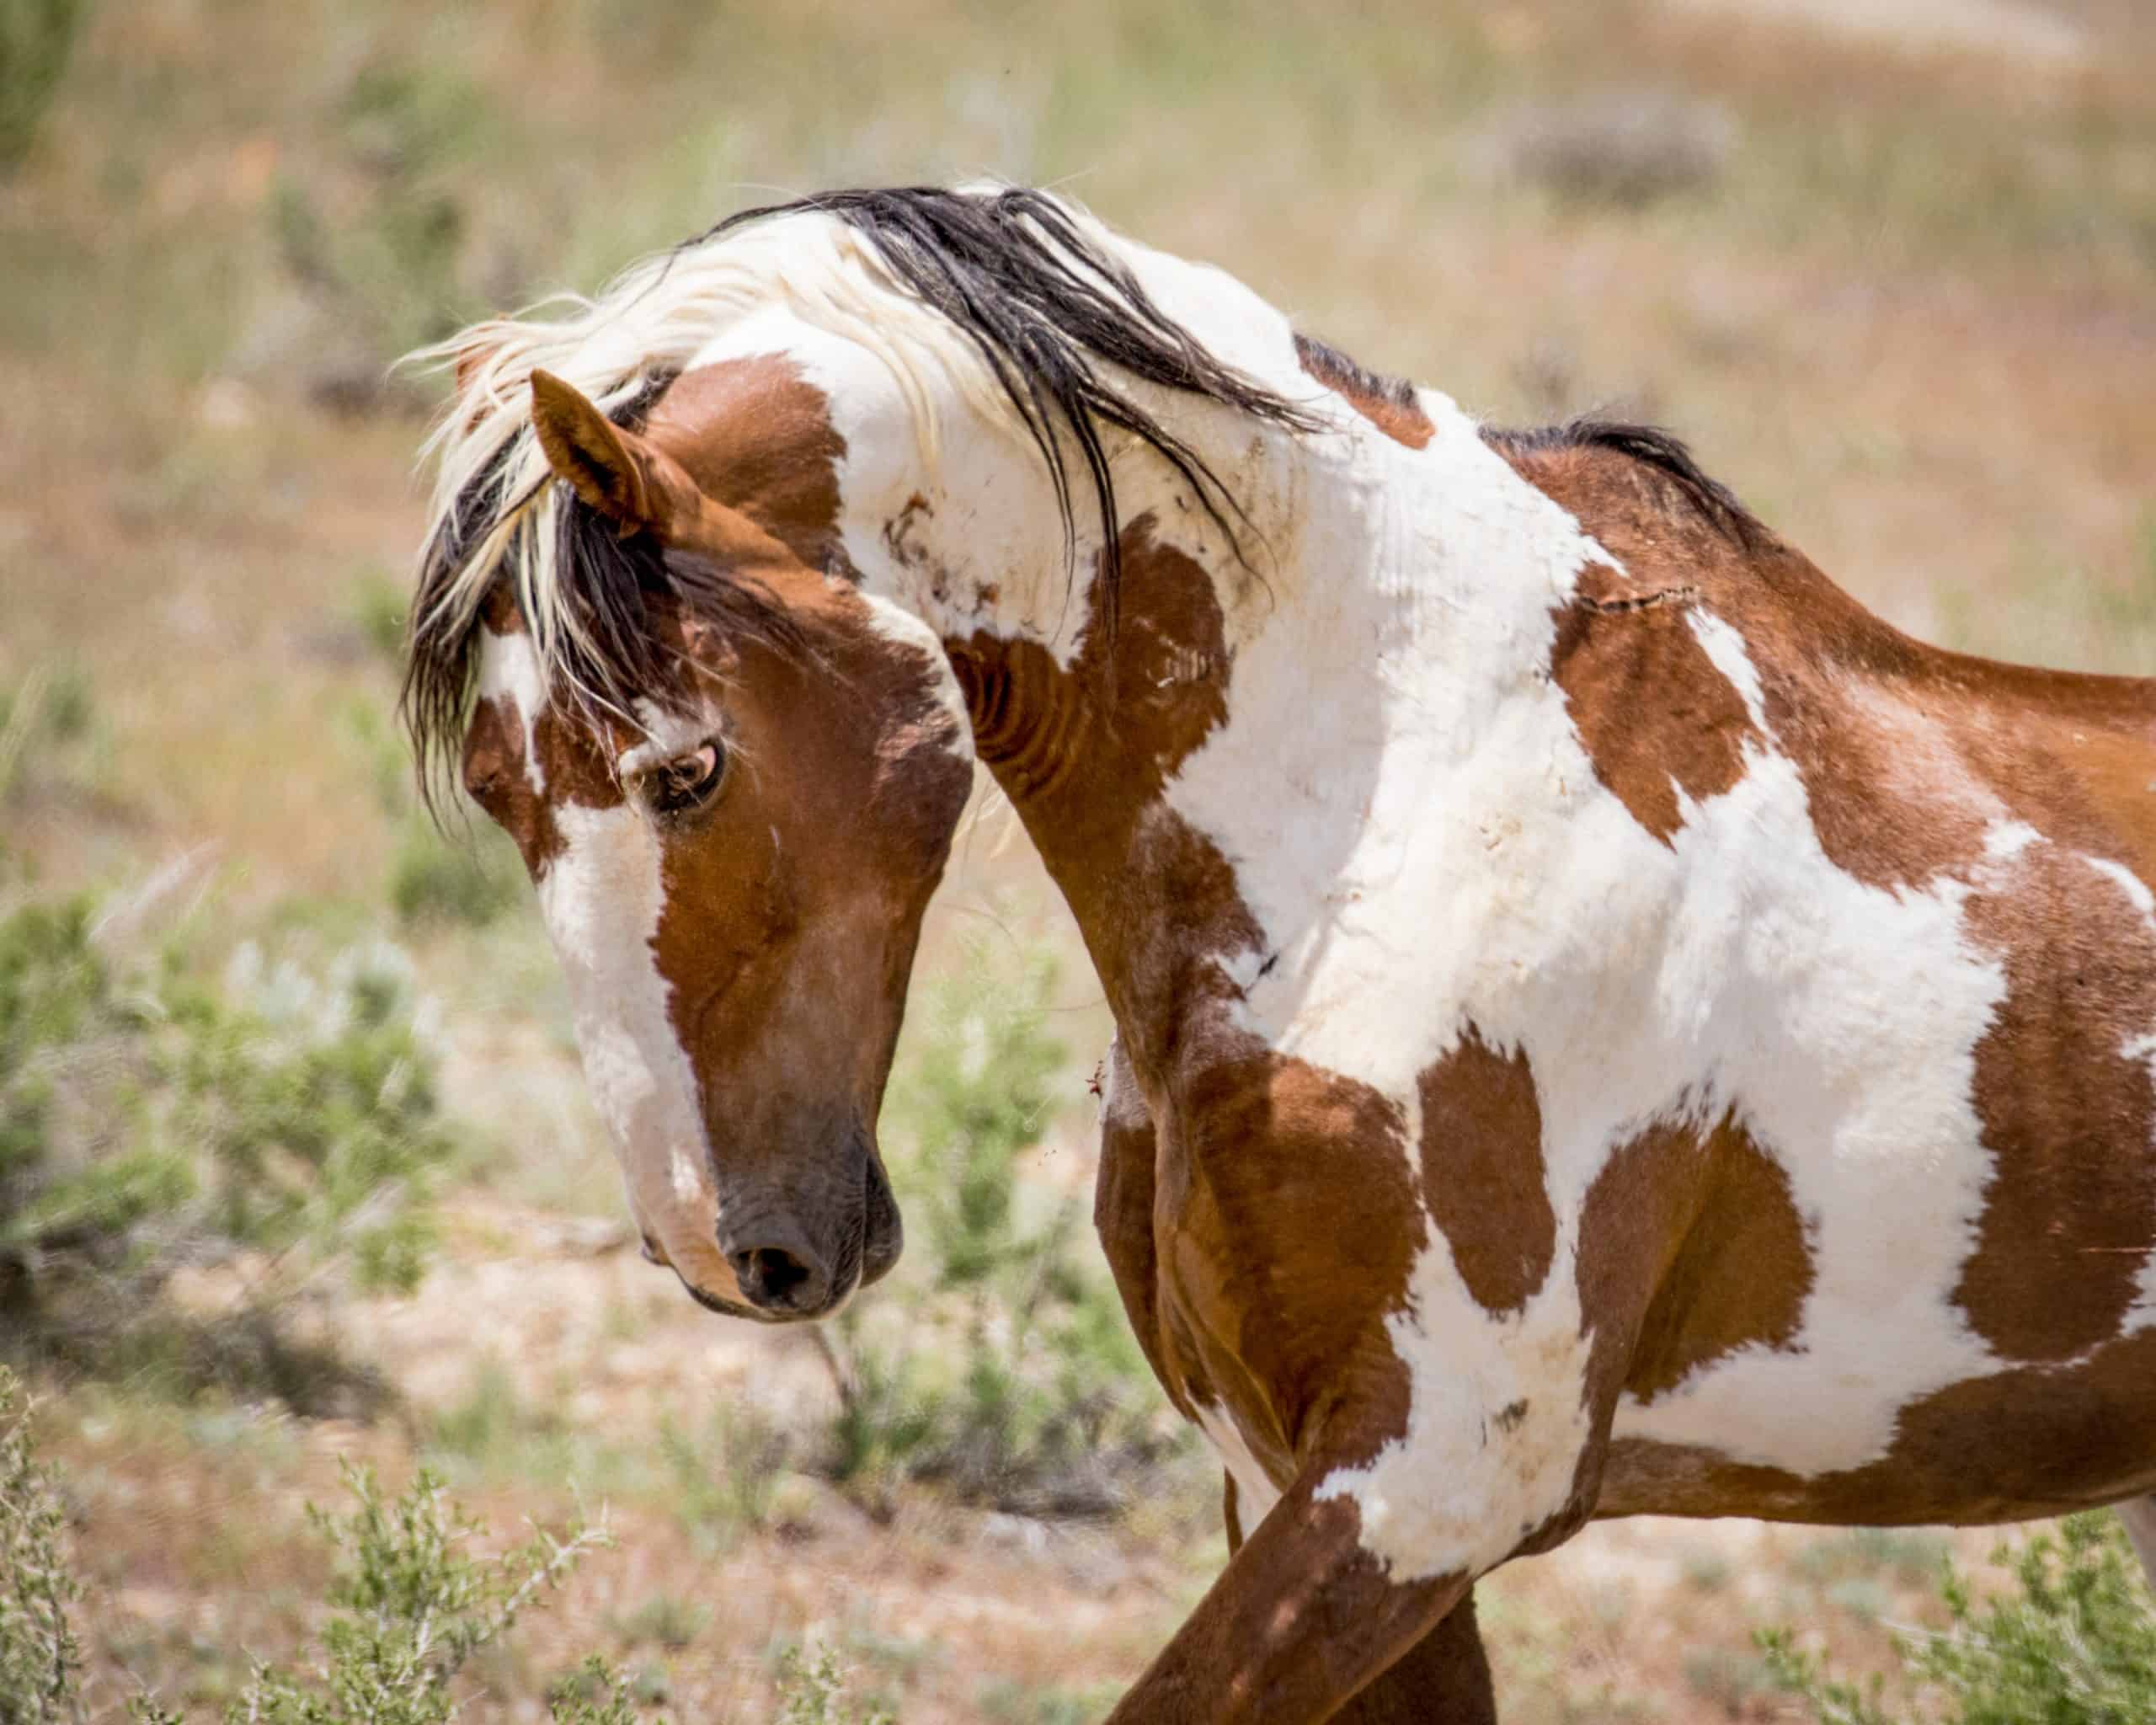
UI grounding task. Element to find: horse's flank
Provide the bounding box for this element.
[414,186,2156,1722]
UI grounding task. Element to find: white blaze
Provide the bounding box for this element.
[477,632,723,1283]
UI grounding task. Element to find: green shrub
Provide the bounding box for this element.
[0,0,83,172]
[389,820,520,929]
[1761,1511,2156,1724]
[0,892,453,1402]
[0,1368,81,1723]
[135,1462,627,1725]
[658,1401,792,1551]
[775,1642,894,1725]
[0,1372,648,1725]
[0,662,101,815]
[815,943,1178,1516]
[611,1594,708,1654]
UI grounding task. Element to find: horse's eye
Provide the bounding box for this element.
[645,741,726,816]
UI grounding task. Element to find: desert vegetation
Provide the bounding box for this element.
[3,0,2153,1717]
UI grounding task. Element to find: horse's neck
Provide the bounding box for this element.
[932,380,1614,1084]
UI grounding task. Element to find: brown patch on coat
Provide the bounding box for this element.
[1508,423,2156,1381]
[1601,1318,2156,1525]
[947,514,1228,809]
[1162,1049,1422,1467]
[1562,1113,1812,1522]
[1572,1122,1705,1422]
[1418,1030,1556,1314]
[1953,844,2156,1361]
[1092,984,1427,1493]
[641,354,850,573]
[1549,562,1758,844]
[460,586,628,875]
[1294,333,1433,451]
[1622,1116,1814,1401]
[944,515,1253,1039]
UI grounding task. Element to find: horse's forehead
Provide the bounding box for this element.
[468,623,626,831]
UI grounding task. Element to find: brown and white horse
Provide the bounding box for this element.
[408,186,2156,1721]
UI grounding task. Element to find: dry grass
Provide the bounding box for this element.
[4,0,2154,1717]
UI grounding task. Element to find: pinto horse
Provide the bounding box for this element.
[407,186,2156,1721]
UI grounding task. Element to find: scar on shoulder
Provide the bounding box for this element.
[1572,583,1701,617]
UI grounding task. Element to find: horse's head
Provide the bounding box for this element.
[411,187,1327,1322]
[446,366,973,1322]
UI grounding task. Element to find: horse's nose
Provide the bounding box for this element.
[725,1231,833,1317]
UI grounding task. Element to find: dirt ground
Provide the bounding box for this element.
[4,0,2154,1717]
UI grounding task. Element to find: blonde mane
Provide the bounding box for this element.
[414,208,966,702]
[403,186,1323,792]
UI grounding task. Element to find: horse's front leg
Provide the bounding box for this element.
[1107,1460,1480,1723]
[1220,1471,1499,1725]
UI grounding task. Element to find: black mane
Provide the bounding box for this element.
[405,186,1326,803]
[1483,418,1765,549]
[405,188,1765,811]
[1292,330,1762,549]
[699,187,1326,628]
[1293,333,1424,417]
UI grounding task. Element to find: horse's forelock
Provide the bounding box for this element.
[404,184,1328,812]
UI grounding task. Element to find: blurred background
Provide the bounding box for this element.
[2,0,2153,1718]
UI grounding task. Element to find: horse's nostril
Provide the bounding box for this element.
[728,1243,827,1313]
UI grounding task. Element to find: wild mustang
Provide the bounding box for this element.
[407,186,2156,1721]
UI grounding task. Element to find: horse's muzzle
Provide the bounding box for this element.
[712,1139,903,1322]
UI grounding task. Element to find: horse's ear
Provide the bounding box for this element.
[530,370,657,531]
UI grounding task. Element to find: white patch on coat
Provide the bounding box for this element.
[477,626,549,803]
[1196,1401,1284,1530]
[535,800,730,1290]
[474,634,725,1293]
[1132,381,2031,1579]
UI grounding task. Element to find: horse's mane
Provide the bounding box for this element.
[403,184,1322,801]
[1481,419,1767,551]
[404,184,1766,805]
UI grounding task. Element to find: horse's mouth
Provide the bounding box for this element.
[679,1137,901,1324]
[678,1278,788,1324]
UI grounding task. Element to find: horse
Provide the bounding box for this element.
[404,185,2156,1721]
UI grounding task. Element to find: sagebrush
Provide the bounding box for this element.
[0,1367,81,1723]
[1763,1510,2156,1725]
[816,943,1178,1515]
[0,1364,658,1723]
[0,891,452,1405]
